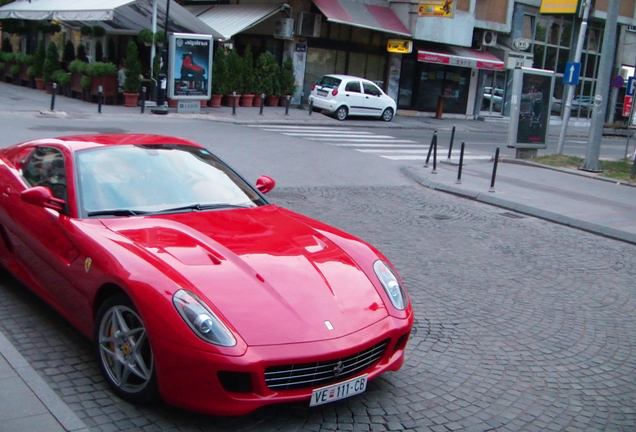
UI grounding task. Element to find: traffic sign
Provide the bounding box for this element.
[612,75,624,89]
[563,62,580,85]
[623,95,633,117]
[627,76,636,96]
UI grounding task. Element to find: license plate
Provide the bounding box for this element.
[317,89,328,97]
[309,375,367,407]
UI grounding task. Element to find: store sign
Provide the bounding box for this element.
[512,38,531,51]
[504,51,534,69]
[168,33,213,100]
[387,39,412,54]
[418,1,455,18]
[418,50,504,71]
[540,0,579,14]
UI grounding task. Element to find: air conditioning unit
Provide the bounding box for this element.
[297,12,321,38]
[482,30,497,47]
[274,18,294,39]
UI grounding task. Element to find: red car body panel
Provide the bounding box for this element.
[0,134,414,415]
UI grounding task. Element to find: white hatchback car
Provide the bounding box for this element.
[308,74,397,121]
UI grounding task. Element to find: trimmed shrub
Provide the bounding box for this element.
[42,41,59,82]
[212,46,228,95]
[123,41,141,93]
[63,40,75,64]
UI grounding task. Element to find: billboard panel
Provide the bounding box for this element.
[168,33,213,100]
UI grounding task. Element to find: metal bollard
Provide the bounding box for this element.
[259,93,264,115]
[285,95,290,115]
[308,99,313,116]
[424,131,437,167]
[50,83,57,111]
[432,132,438,174]
[98,85,103,113]
[447,126,456,159]
[630,152,636,180]
[299,91,304,110]
[489,147,500,192]
[141,86,146,114]
[456,142,465,184]
[232,91,236,116]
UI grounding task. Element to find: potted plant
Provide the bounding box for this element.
[63,40,75,68]
[76,44,88,63]
[278,57,296,106]
[138,29,154,47]
[123,41,142,107]
[32,41,46,89]
[52,70,71,96]
[69,59,87,98]
[209,46,227,107]
[240,45,256,107]
[93,25,106,38]
[42,41,60,93]
[87,61,118,103]
[0,52,15,83]
[10,63,20,85]
[256,52,280,107]
[80,25,93,37]
[225,48,242,107]
[16,53,33,86]
[154,30,165,47]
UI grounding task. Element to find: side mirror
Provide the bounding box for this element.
[21,186,65,212]
[255,175,275,194]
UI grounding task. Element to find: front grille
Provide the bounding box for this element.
[264,340,388,391]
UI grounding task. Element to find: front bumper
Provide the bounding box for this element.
[151,314,413,415]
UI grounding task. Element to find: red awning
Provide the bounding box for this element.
[418,46,504,71]
[313,0,411,37]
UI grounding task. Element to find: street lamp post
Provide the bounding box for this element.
[151,0,170,115]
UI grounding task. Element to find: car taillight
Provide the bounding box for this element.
[312,83,316,91]
[332,89,338,96]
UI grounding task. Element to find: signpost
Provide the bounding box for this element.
[563,62,581,85]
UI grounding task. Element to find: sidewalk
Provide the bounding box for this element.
[0,80,635,430]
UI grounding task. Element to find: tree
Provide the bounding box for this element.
[63,40,75,65]
[241,45,256,95]
[212,46,228,95]
[225,49,243,94]
[32,40,45,78]
[279,57,296,97]
[76,44,88,62]
[42,41,59,82]
[123,41,141,94]
[255,52,277,96]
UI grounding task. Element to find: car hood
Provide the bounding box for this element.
[100,206,388,346]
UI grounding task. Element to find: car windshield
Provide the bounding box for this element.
[317,76,341,89]
[75,145,266,217]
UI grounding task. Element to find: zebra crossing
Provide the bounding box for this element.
[249,125,492,161]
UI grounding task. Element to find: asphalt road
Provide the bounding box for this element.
[0,115,635,431]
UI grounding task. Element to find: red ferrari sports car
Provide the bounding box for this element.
[0,134,413,415]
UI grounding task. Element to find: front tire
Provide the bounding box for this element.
[381,107,394,122]
[335,105,348,121]
[94,293,159,404]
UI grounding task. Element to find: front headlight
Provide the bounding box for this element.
[373,260,408,310]
[173,290,236,347]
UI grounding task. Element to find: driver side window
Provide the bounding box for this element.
[22,146,68,204]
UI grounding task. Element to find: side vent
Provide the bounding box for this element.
[482,30,497,46]
[274,18,294,39]
[297,12,321,38]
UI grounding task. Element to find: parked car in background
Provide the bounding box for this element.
[309,74,397,121]
[482,87,504,110]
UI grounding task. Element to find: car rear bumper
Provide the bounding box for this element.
[152,314,413,415]
[309,95,337,112]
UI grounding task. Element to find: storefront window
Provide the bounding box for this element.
[349,52,366,77]
[416,63,470,114]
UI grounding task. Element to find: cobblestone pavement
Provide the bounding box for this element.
[1,185,635,431]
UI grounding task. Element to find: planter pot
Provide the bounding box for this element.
[19,64,29,86]
[279,96,289,107]
[240,94,255,107]
[266,95,280,107]
[123,92,139,107]
[208,94,223,108]
[45,82,54,94]
[35,78,46,90]
[225,93,241,107]
[70,72,83,98]
[253,94,264,108]
[91,74,117,103]
[168,98,178,108]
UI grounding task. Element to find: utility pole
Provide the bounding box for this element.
[151,0,170,115]
[556,1,590,155]
[580,0,620,171]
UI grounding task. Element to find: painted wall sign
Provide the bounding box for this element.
[387,39,412,54]
[418,1,455,18]
[540,0,579,14]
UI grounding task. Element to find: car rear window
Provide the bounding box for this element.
[317,76,342,89]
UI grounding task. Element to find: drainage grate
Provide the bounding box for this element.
[500,212,525,219]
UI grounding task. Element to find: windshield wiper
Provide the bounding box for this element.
[87,209,149,217]
[149,203,250,215]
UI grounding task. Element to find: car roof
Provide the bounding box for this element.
[322,74,377,84]
[12,134,203,152]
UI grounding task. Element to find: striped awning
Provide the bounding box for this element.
[312,0,411,37]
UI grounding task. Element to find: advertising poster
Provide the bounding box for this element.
[508,68,554,149]
[168,33,213,100]
[418,1,455,18]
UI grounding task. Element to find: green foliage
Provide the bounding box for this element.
[254,52,277,96]
[0,62,4,71]
[154,31,165,45]
[86,61,117,77]
[80,25,92,36]
[212,46,227,95]
[42,41,59,82]
[76,44,88,62]
[32,40,45,78]
[68,59,87,74]
[10,64,19,75]
[81,75,91,89]
[92,26,106,37]
[52,70,70,86]
[95,41,103,62]
[225,49,243,93]
[123,41,141,93]
[279,57,296,96]
[1,37,12,53]
[27,66,36,77]
[16,54,33,65]
[63,40,75,64]
[241,45,256,94]
[138,28,153,45]
[0,51,15,63]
